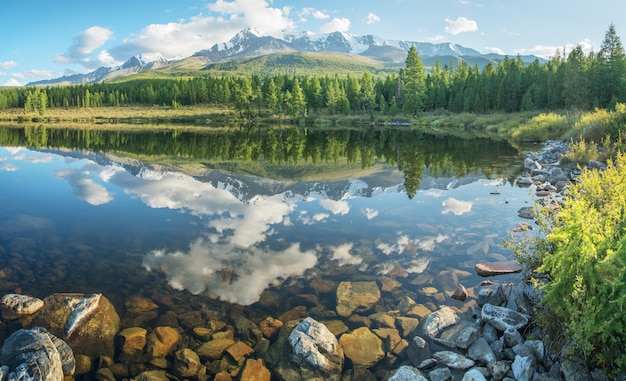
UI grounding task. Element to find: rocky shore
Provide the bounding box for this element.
[0,140,602,381]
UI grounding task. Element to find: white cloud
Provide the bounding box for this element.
[363,208,379,220]
[55,167,114,206]
[484,46,505,55]
[444,16,478,35]
[24,70,53,78]
[0,61,17,70]
[442,197,473,215]
[2,78,22,87]
[513,39,593,60]
[55,26,114,67]
[330,243,362,266]
[319,199,349,215]
[142,239,317,305]
[300,7,330,20]
[0,163,19,172]
[364,12,380,25]
[110,0,295,61]
[320,17,351,33]
[312,213,329,222]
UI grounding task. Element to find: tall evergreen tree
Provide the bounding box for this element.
[597,23,626,108]
[401,46,426,115]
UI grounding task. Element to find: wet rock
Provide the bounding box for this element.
[125,295,159,314]
[233,316,263,345]
[226,341,254,363]
[145,326,180,359]
[451,283,468,301]
[172,348,204,378]
[259,316,283,340]
[429,367,452,381]
[321,319,349,336]
[32,293,120,359]
[517,206,534,219]
[0,293,44,320]
[339,327,385,368]
[512,354,536,381]
[368,311,395,329]
[462,368,488,381]
[197,338,236,361]
[422,306,460,338]
[406,336,431,367]
[395,316,420,338]
[481,304,529,332]
[336,281,380,317]
[136,369,170,381]
[239,358,270,381]
[1,327,65,381]
[117,327,147,356]
[74,354,92,375]
[277,305,308,323]
[378,275,402,292]
[467,337,496,365]
[269,317,343,381]
[477,282,507,307]
[475,261,522,277]
[373,327,406,356]
[433,351,475,370]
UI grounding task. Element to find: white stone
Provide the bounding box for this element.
[422,306,460,338]
[288,317,342,374]
[462,368,488,381]
[433,351,475,370]
[387,365,428,381]
[481,303,529,331]
[512,354,535,381]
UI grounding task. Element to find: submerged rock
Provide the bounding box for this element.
[32,293,120,359]
[335,281,380,317]
[339,327,385,368]
[0,293,44,320]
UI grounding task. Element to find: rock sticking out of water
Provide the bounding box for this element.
[64,293,101,339]
[0,293,44,320]
[0,327,75,381]
[475,260,523,277]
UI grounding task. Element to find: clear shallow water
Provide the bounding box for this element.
[0,126,533,317]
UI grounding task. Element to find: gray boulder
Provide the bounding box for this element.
[422,306,460,338]
[386,365,428,381]
[481,303,529,331]
[0,327,70,381]
[269,317,344,381]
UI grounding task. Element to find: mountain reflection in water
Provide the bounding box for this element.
[0,125,530,309]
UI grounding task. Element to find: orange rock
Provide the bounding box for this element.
[239,359,270,381]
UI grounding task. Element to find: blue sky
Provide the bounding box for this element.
[1,0,624,86]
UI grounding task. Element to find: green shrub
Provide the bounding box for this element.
[511,112,570,141]
[538,152,626,376]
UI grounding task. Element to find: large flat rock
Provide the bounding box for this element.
[475,260,522,277]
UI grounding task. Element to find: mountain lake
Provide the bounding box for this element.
[0,124,540,378]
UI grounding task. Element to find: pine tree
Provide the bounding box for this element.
[401,46,426,115]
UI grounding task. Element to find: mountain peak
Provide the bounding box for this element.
[122,52,167,69]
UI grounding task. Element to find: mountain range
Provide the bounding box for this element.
[29,28,544,86]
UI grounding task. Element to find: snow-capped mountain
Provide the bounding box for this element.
[121,52,168,69]
[193,28,482,62]
[28,28,543,86]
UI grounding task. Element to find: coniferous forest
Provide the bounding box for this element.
[1,25,625,120]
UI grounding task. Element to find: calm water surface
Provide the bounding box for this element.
[0,125,532,320]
